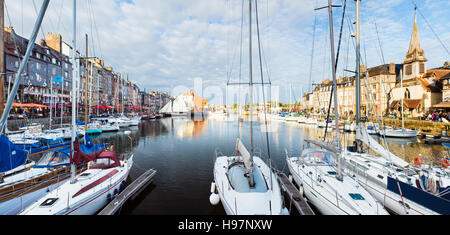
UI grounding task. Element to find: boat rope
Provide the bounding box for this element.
[324,0,346,141]
[255,0,274,190]
[308,0,319,94]
[410,1,450,57]
[237,0,244,136]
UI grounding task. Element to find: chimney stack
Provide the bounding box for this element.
[389,63,396,74]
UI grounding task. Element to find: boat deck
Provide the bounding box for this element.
[228,163,268,193]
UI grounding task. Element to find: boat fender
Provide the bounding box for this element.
[209,193,220,206]
[120,181,127,191]
[442,158,449,168]
[299,184,305,198]
[106,193,112,203]
[210,182,216,194]
[414,156,422,166]
[288,174,293,183]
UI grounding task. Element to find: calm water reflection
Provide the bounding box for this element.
[83,116,447,215]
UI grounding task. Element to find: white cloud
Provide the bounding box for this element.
[3,0,450,104]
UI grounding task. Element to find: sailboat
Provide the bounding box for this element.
[383,69,418,138]
[286,0,388,215]
[342,2,450,215]
[0,133,106,215]
[20,1,133,215]
[210,0,287,215]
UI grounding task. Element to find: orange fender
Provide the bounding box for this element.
[442,159,449,168]
[414,156,422,166]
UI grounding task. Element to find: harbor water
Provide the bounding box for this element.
[31,115,446,215]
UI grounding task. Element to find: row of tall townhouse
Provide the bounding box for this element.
[304,63,399,117]
[0,27,171,115]
[303,12,450,119]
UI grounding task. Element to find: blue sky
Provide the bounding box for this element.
[4,0,450,104]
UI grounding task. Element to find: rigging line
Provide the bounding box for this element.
[335,0,347,75]
[340,0,356,58]
[21,0,23,36]
[226,2,244,85]
[256,1,272,84]
[86,0,96,58]
[372,14,395,125]
[4,2,26,103]
[324,1,347,141]
[226,0,230,83]
[373,16,386,65]
[56,0,65,33]
[238,0,244,113]
[255,0,273,190]
[233,0,245,135]
[32,0,46,40]
[4,4,25,67]
[362,42,391,155]
[89,0,104,60]
[308,0,319,94]
[342,25,350,79]
[321,20,329,85]
[410,0,450,57]
[226,21,244,85]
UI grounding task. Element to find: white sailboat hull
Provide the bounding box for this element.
[342,152,440,215]
[213,156,287,215]
[101,124,120,132]
[287,156,388,215]
[0,178,69,215]
[383,129,419,138]
[20,157,133,215]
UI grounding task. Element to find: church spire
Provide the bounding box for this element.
[404,8,427,64]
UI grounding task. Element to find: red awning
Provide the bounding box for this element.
[6,103,49,108]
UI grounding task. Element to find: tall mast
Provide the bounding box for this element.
[355,0,363,153]
[401,69,404,129]
[84,34,88,132]
[50,71,53,129]
[0,0,49,134]
[355,0,361,125]
[327,0,343,181]
[248,0,254,187]
[60,39,63,128]
[0,0,5,128]
[70,0,78,184]
[97,67,99,116]
[122,74,125,115]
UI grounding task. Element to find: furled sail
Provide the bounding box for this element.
[236,138,253,175]
[356,124,409,168]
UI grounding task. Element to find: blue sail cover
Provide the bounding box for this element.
[81,134,106,154]
[0,135,28,173]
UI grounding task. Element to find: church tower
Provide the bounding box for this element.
[403,10,427,80]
